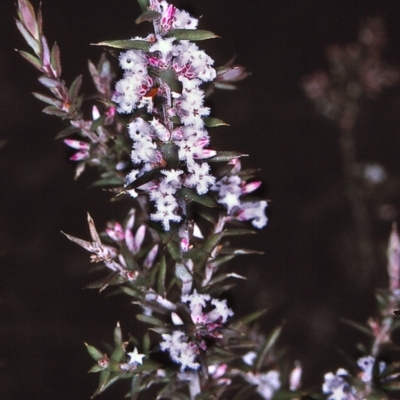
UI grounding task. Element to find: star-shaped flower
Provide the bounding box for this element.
[127,347,145,365]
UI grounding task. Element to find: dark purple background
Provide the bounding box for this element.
[3,0,400,398]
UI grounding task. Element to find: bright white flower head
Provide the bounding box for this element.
[127,347,145,365]
[160,331,200,370]
[245,371,281,400]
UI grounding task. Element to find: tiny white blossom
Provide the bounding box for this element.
[185,162,216,195]
[127,347,145,365]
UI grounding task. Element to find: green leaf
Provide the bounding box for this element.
[157,255,167,296]
[167,240,182,261]
[137,0,150,12]
[90,116,106,132]
[125,168,163,190]
[222,228,256,237]
[88,364,105,373]
[68,74,83,103]
[158,70,182,93]
[91,176,125,187]
[233,309,268,327]
[340,318,374,337]
[135,10,160,24]
[32,92,62,108]
[114,322,123,347]
[165,29,219,41]
[203,117,229,128]
[176,188,218,208]
[42,105,67,118]
[255,326,282,371]
[85,343,104,361]
[17,50,42,71]
[206,151,246,163]
[92,39,150,52]
[214,83,237,90]
[142,332,151,356]
[50,41,61,77]
[214,164,235,181]
[130,374,142,400]
[136,314,165,327]
[160,142,179,168]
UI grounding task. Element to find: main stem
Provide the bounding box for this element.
[339,106,376,289]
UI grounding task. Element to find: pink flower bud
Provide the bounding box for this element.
[70,150,89,161]
[143,244,158,269]
[171,312,184,325]
[242,181,262,194]
[200,149,217,159]
[92,105,101,120]
[134,225,146,252]
[64,139,90,150]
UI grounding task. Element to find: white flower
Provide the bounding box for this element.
[185,162,216,195]
[160,331,200,370]
[161,169,184,188]
[127,347,145,365]
[237,201,268,229]
[322,368,355,400]
[242,351,257,366]
[245,371,281,400]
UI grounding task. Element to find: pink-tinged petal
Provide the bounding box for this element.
[200,149,217,159]
[143,244,158,269]
[171,312,184,325]
[64,139,90,150]
[125,230,135,252]
[134,225,146,252]
[197,137,209,147]
[92,105,101,120]
[41,36,50,67]
[126,209,136,230]
[180,237,189,252]
[242,181,262,194]
[70,150,89,161]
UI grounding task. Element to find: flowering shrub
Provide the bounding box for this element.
[15,1,400,399]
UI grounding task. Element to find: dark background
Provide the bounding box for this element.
[3,0,400,399]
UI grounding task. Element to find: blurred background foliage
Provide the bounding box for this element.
[3,0,400,398]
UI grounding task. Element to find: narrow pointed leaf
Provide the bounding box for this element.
[203,117,229,128]
[15,19,40,55]
[32,92,62,107]
[233,309,268,328]
[68,74,83,103]
[55,125,81,139]
[135,10,160,24]
[42,106,67,117]
[340,318,374,337]
[165,29,219,41]
[50,42,61,77]
[85,343,104,361]
[114,322,123,347]
[136,314,165,327]
[92,39,150,52]
[17,50,42,71]
[61,231,93,251]
[157,255,167,296]
[255,326,282,371]
[130,375,142,400]
[206,151,246,163]
[88,364,105,373]
[214,164,235,181]
[222,228,256,237]
[167,240,182,261]
[38,76,59,88]
[176,188,218,208]
[87,213,101,243]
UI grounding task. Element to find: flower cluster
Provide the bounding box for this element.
[160,290,234,370]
